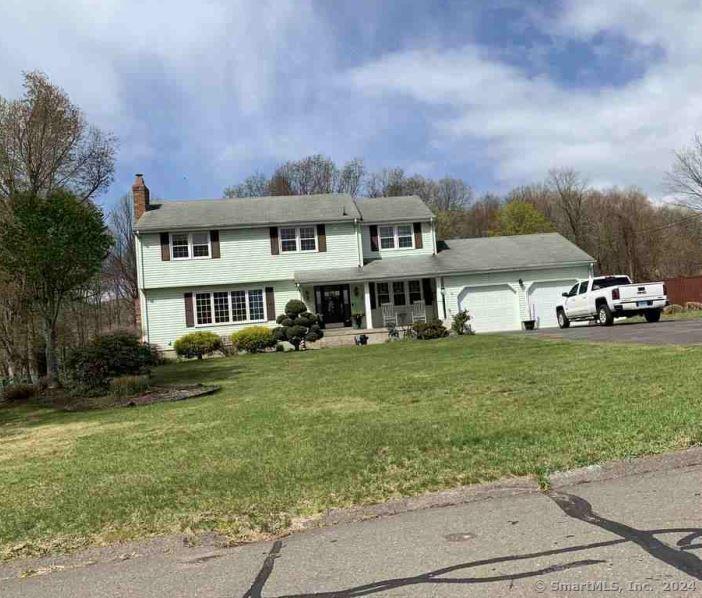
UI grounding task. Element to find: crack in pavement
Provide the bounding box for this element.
[241,490,702,597]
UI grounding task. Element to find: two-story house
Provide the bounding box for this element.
[132,175,595,353]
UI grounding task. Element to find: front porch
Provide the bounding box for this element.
[298,277,445,332]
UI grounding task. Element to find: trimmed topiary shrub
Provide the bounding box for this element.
[412,319,449,340]
[1,383,37,402]
[273,300,323,350]
[109,375,150,398]
[173,331,223,360]
[231,326,277,353]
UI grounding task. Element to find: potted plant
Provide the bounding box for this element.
[523,304,536,331]
[352,312,364,329]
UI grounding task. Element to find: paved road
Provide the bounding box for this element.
[2,451,701,597]
[526,318,702,345]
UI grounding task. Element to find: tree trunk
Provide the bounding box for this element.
[43,316,58,387]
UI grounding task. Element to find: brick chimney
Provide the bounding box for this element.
[132,174,150,220]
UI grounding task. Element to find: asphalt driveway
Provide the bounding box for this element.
[524,318,702,345]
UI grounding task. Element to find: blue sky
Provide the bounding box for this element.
[1,1,700,209]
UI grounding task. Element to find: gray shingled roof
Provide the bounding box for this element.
[354,196,434,222]
[135,193,435,231]
[135,193,362,232]
[294,233,594,284]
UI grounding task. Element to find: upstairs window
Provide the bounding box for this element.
[192,232,210,257]
[172,233,190,259]
[379,225,395,249]
[171,231,210,260]
[397,224,413,248]
[280,227,297,252]
[377,224,414,250]
[279,226,317,253]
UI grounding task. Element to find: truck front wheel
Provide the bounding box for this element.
[644,309,661,323]
[557,309,570,329]
[597,303,614,326]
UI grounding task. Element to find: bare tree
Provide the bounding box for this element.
[435,177,473,211]
[365,168,406,197]
[223,173,269,198]
[667,135,702,210]
[0,71,116,201]
[105,194,138,304]
[337,158,365,196]
[547,168,589,245]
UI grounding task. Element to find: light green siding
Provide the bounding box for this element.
[143,280,301,351]
[442,265,590,323]
[361,221,435,260]
[137,222,360,290]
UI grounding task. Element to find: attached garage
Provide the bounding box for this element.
[527,280,578,329]
[457,284,519,332]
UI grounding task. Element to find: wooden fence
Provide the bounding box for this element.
[664,276,702,306]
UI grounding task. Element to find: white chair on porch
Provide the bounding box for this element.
[381,303,397,327]
[411,300,427,323]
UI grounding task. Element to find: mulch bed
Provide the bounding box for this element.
[28,384,220,412]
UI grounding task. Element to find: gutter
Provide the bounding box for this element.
[293,260,596,286]
[135,217,360,234]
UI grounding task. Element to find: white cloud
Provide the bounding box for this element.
[346,2,702,196]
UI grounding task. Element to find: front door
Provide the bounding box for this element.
[315,285,351,326]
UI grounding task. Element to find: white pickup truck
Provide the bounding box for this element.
[556,275,668,328]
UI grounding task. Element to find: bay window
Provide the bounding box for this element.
[193,289,266,325]
[375,280,424,307]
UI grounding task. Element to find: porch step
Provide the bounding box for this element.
[318,328,388,348]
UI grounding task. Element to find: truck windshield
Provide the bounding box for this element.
[592,277,631,290]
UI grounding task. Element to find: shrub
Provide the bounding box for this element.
[685,301,702,311]
[273,300,324,350]
[412,319,449,340]
[2,383,37,402]
[231,326,277,353]
[63,331,160,394]
[451,310,473,335]
[664,304,684,314]
[109,375,150,398]
[173,331,223,359]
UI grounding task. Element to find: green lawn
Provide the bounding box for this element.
[1,334,701,559]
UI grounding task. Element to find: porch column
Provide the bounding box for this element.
[363,281,373,329]
[436,277,446,322]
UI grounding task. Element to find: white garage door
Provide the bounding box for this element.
[528,280,576,329]
[458,285,519,332]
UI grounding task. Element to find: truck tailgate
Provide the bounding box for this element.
[618,282,665,301]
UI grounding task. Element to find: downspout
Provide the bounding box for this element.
[431,216,437,254]
[354,218,363,268]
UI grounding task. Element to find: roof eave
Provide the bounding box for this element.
[135,217,359,233]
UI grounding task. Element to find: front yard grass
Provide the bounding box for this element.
[2,334,702,559]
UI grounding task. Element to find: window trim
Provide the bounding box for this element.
[375,279,424,307]
[191,287,267,327]
[171,231,211,261]
[278,225,318,254]
[374,224,415,251]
